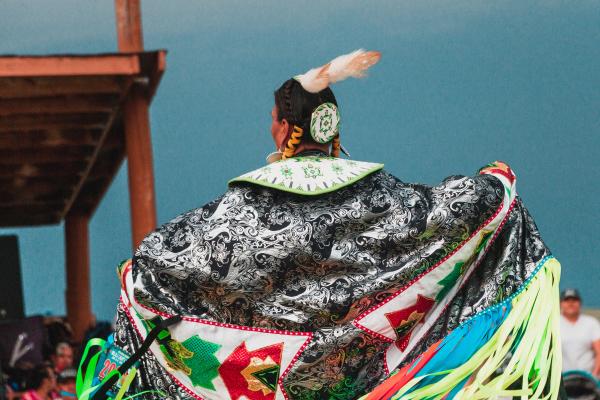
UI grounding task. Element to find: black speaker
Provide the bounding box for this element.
[0,235,24,320]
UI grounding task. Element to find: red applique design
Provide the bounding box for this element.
[480,161,516,185]
[219,341,284,400]
[384,295,435,351]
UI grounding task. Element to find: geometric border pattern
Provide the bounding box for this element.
[353,161,517,373]
[121,266,313,400]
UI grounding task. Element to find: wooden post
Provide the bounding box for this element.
[115,0,144,52]
[65,213,92,342]
[123,86,157,248]
[115,0,157,248]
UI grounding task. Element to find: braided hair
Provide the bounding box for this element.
[331,134,341,157]
[274,79,340,159]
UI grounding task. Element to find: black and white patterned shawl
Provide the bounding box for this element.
[112,162,549,400]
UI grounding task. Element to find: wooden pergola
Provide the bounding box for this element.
[0,0,162,341]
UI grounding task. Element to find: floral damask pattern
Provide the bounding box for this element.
[112,163,549,399]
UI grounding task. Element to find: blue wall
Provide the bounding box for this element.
[1,0,599,321]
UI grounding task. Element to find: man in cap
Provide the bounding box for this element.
[560,288,600,376]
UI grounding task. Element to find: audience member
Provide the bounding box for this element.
[49,343,73,375]
[21,364,59,400]
[56,368,76,399]
[560,288,600,377]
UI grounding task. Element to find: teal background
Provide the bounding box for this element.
[1,0,598,321]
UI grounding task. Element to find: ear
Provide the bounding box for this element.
[278,118,292,149]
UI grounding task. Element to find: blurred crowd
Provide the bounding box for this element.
[0,289,599,400]
[0,317,112,400]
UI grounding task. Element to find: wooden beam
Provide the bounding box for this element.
[0,213,60,227]
[71,157,125,216]
[138,50,166,101]
[0,180,73,195]
[0,138,97,151]
[0,94,120,116]
[0,129,103,148]
[65,213,93,342]
[60,95,128,220]
[0,200,64,208]
[0,147,94,163]
[0,190,70,205]
[0,175,80,193]
[0,76,129,98]
[0,113,110,132]
[69,125,126,216]
[0,175,81,186]
[115,0,144,52]
[0,161,88,178]
[0,55,140,78]
[0,204,64,215]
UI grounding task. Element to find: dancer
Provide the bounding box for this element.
[78,50,562,400]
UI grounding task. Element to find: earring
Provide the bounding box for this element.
[266,150,283,164]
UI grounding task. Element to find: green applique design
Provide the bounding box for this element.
[474,230,494,254]
[251,364,280,392]
[142,317,196,375]
[310,103,340,143]
[280,166,293,178]
[181,336,222,390]
[303,164,323,179]
[229,156,384,196]
[164,340,194,374]
[141,318,222,390]
[436,261,466,301]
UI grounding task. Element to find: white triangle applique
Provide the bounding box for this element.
[352,163,517,373]
[120,264,312,400]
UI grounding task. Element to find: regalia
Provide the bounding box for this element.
[77,51,562,400]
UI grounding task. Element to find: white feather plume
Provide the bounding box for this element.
[295,49,381,93]
[295,65,330,94]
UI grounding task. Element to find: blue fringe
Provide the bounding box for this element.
[400,255,553,398]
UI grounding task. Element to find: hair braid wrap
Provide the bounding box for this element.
[330,134,341,157]
[282,126,304,160]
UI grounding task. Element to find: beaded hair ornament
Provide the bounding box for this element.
[269,49,381,162]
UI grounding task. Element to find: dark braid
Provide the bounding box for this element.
[283,80,293,118]
[274,79,339,152]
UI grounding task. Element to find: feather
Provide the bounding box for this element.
[295,49,380,93]
[328,49,381,83]
[295,64,330,93]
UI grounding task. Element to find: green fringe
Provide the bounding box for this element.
[390,257,562,400]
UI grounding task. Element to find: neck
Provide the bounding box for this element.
[564,313,579,322]
[294,142,329,156]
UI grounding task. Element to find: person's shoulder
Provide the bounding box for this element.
[560,314,576,329]
[21,392,35,400]
[580,314,600,326]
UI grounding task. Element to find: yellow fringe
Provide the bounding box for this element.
[390,257,561,400]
